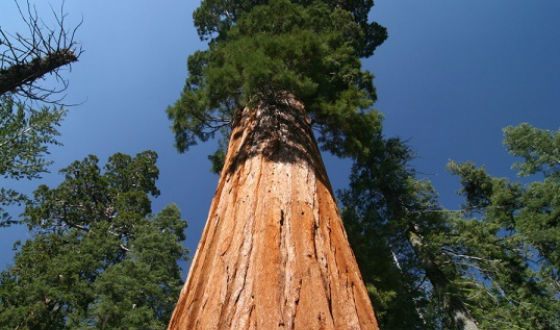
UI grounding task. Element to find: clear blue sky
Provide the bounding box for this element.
[1,0,559,273]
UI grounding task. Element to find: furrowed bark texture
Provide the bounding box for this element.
[168,96,379,329]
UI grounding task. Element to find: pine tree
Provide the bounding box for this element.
[339,137,426,329]
[167,0,387,328]
[444,123,560,329]
[339,122,560,329]
[0,151,188,329]
[503,123,560,272]
[340,136,481,329]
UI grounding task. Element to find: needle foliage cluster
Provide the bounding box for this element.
[0,96,65,226]
[168,0,387,163]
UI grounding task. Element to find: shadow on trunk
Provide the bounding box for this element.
[225,94,331,190]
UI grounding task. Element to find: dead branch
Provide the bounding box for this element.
[0,0,82,104]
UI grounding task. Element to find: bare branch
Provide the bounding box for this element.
[0,0,81,104]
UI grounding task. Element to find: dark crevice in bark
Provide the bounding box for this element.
[291,278,303,330]
[226,94,330,188]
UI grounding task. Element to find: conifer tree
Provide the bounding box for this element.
[444,123,560,329]
[168,0,386,161]
[339,137,426,329]
[342,124,560,329]
[167,0,387,328]
[340,136,481,329]
[349,123,559,329]
[0,152,188,329]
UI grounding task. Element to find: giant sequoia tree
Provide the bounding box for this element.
[167,0,387,328]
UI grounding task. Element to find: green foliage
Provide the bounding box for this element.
[447,161,494,210]
[192,0,386,56]
[339,136,427,329]
[0,152,188,329]
[503,124,560,282]
[0,97,64,179]
[168,0,386,166]
[0,96,65,226]
[502,124,560,275]
[443,124,560,329]
[340,123,560,329]
[504,123,560,176]
[444,168,560,328]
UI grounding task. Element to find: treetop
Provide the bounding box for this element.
[168,0,387,167]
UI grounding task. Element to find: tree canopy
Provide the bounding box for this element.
[168,0,387,164]
[0,151,188,329]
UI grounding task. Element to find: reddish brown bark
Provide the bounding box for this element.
[169,96,379,329]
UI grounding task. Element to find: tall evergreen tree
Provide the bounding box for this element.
[167,0,387,328]
[340,136,481,329]
[339,137,426,329]
[341,123,560,329]
[345,123,559,329]
[443,123,560,329]
[0,151,188,329]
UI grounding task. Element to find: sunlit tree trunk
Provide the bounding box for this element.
[168,95,379,329]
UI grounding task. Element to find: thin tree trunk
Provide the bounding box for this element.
[408,229,479,330]
[168,95,379,329]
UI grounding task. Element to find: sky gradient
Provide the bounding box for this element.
[1,0,559,273]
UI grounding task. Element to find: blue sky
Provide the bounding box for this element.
[1,0,559,272]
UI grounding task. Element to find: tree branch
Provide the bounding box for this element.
[0,49,77,96]
[0,0,82,104]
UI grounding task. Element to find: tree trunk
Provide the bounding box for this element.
[168,95,379,329]
[408,229,479,330]
[0,49,77,97]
